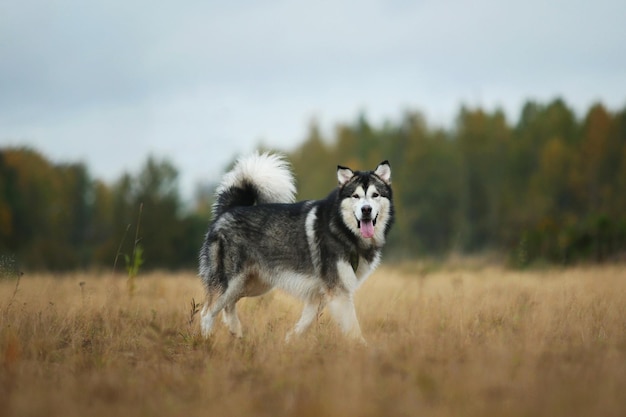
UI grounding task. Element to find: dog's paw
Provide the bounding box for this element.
[230,329,243,338]
[200,316,214,339]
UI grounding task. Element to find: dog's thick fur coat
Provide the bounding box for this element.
[199,152,394,342]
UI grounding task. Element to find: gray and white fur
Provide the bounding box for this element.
[199,152,394,343]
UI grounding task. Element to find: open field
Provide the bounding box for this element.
[1,265,625,417]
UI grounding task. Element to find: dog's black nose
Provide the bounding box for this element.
[361,205,372,216]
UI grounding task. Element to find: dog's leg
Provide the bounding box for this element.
[199,291,214,336]
[201,278,244,338]
[200,305,216,338]
[222,302,243,338]
[285,298,325,342]
[327,292,366,344]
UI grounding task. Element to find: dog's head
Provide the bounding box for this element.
[337,161,393,244]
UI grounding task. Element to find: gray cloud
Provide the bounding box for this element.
[1,0,625,199]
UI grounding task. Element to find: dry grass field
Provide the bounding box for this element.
[1,264,625,417]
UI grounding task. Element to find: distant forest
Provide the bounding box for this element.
[1,98,625,271]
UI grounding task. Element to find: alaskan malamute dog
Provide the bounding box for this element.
[199,152,394,343]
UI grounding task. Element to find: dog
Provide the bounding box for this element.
[199,152,394,343]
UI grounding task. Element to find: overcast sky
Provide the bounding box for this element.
[1,0,625,201]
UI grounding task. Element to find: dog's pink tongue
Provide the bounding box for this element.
[360,220,375,238]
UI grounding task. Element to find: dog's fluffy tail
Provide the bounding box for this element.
[211,152,296,219]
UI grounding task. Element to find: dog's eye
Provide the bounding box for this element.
[372,192,380,198]
[352,194,360,199]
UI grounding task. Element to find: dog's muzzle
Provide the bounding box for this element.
[357,205,377,238]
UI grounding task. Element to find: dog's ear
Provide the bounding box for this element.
[337,165,354,185]
[375,160,391,184]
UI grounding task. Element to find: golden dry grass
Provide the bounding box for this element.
[1,265,625,417]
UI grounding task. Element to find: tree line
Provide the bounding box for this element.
[290,98,626,265]
[0,152,206,272]
[1,98,625,271]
